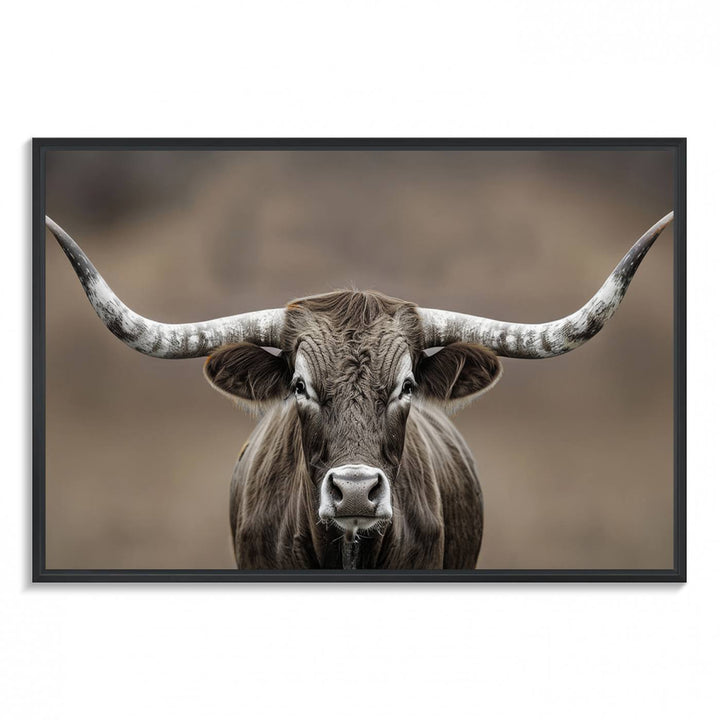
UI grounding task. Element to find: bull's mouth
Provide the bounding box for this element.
[318,464,393,531]
[329,514,393,533]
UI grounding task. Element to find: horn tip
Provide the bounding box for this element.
[45,215,62,236]
[657,210,675,231]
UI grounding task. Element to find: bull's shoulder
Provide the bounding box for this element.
[229,403,303,543]
[404,403,483,569]
[234,403,301,473]
[406,403,475,466]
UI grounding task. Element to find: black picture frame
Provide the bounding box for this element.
[32,138,686,583]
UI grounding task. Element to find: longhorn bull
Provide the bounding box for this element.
[46,212,674,569]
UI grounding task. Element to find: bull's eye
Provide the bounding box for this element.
[401,379,414,397]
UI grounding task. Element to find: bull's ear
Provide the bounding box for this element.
[415,343,502,412]
[204,343,292,410]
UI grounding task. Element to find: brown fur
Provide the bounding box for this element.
[206,290,501,570]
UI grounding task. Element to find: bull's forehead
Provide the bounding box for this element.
[293,319,414,393]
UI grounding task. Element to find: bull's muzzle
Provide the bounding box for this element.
[319,464,392,530]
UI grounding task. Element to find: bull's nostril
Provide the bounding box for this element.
[328,475,343,503]
[367,477,382,503]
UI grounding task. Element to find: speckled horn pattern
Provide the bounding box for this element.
[417,211,674,359]
[46,216,285,358]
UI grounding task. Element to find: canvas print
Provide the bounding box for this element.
[35,141,684,580]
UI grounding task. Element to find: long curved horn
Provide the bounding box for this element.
[418,211,674,359]
[46,216,285,358]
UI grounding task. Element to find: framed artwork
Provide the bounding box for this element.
[32,138,686,582]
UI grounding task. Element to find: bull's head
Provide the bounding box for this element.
[46,212,674,536]
[202,291,503,534]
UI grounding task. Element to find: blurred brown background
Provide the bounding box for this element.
[44,148,675,570]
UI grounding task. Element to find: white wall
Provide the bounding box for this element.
[2,2,716,718]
